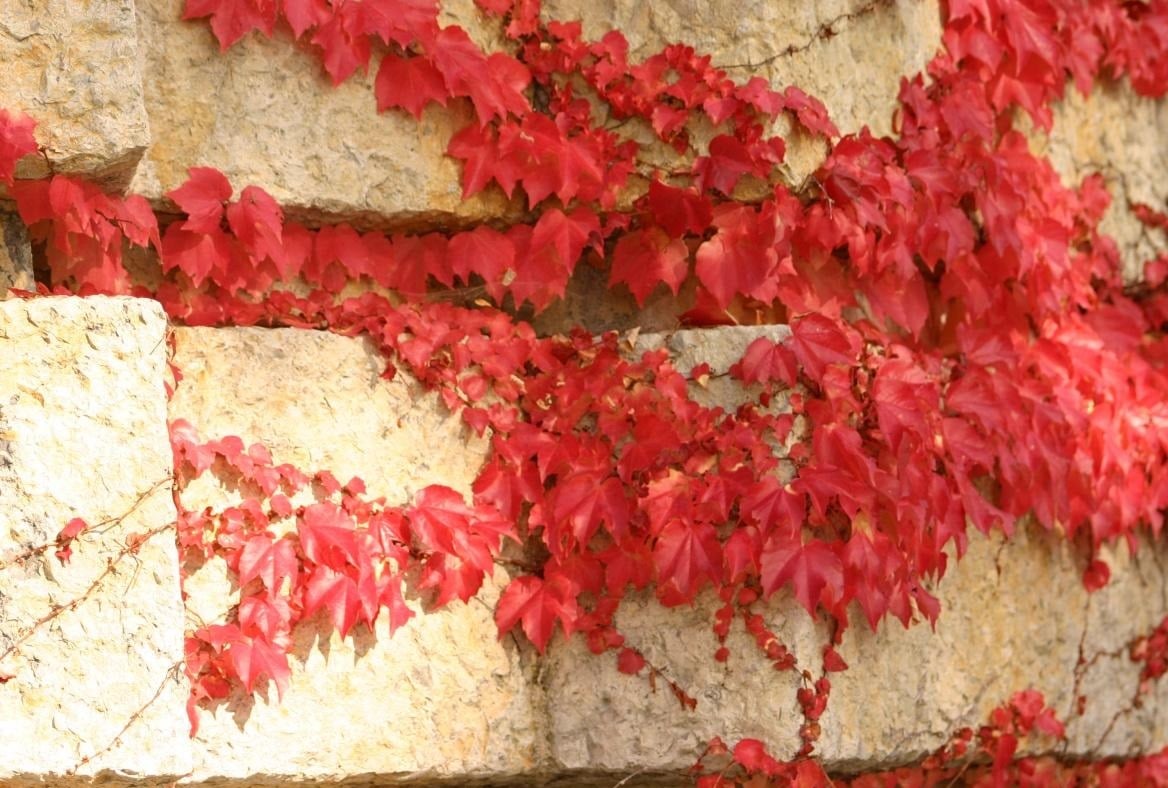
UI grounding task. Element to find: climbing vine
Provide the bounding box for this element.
[3,0,1168,781]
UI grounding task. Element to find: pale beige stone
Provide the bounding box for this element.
[541,0,943,141]
[0,213,34,295]
[0,296,188,784]
[1029,82,1168,282]
[132,0,518,229]
[169,326,543,782]
[0,0,150,190]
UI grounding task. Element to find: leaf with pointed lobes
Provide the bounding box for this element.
[183,0,277,50]
[495,574,579,653]
[297,502,361,569]
[609,226,690,305]
[653,519,722,605]
[168,167,233,234]
[732,336,798,387]
[760,538,843,617]
[375,54,449,118]
[872,354,939,453]
[237,533,298,591]
[281,0,330,38]
[311,3,371,85]
[358,0,439,47]
[431,27,530,123]
[0,109,37,186]
[789,313,860,380]
[226,185,285,269]
[448,225,515,296]
[694,203,781,308]
[693,135,761,195]
[647,179,714,238]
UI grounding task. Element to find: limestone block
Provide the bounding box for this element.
[169,326,543,783]
[541,0,943,142]
[0,0,150,190]
[0,213,34,295]
[546,524,1168,775]
[169,326,489,502]
[0,296,187,784]
[823,527,1168,772]
[1028,82,1168,282]
[132,0,517,229]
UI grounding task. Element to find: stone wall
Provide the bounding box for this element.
[1,0,1168,785]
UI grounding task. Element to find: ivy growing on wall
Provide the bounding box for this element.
[3,0,1168,782]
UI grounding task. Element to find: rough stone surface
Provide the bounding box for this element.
[1028,82,1168,282]
[0,0,150,190]
[0,296,187,784]
[0,213,34,295]
[546,523,1168,775]
[169,326,544,783]
[542,0,943,142]
[131,0,517,230]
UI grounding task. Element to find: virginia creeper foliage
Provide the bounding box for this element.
[3,0,1168,779]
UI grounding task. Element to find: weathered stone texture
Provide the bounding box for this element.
[169,326,543,783]
[545,525,1168,775]
[131,0,516,229]
[0,213,34,295]
[1029,82,1168,282]
[542,0,943,142]
[0,0,150,190]
[0,296,187,784]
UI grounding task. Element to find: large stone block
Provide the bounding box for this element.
[0,0,150,190]
[541,0,943,142]
[1028,82,1168,282]
[131,0,517,229]
[0,296,187,784]
[169,326,544,783]
[545,524,1168,776]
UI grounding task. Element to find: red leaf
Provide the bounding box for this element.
[311,4,371,85]
[609,226,690,305]
[374,54,449,118]
[303,564,363,636]
[616,647,646,674]
[760,539,843,617]
[494,574,578,653]
[238,534,297,591]
[184,0,277,50]
[431,27,529,123]
[694,135,760,195]
[1083,559,1111,592]
[652,519,722,604]
[694,204,780,308]
[358,0,438,47]
[297,502,360,569]
[789,313,858,380]
[731,337,798,387]
[647,179,713,238]
[448,225,515,296]
[0,109,37,186]
[226,185,284,268]
[168,167,233,234]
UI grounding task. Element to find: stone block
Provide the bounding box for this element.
[0,213,34,295]
[131,0,517,229]
[169,326,543,783]
[1028,82,1168,282]
[0,0,150,190]
[0,296,187,784]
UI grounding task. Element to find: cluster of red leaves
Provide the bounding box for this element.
[3,0,1168,774]
[696,690,1168,788]
[170,419,515,733]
